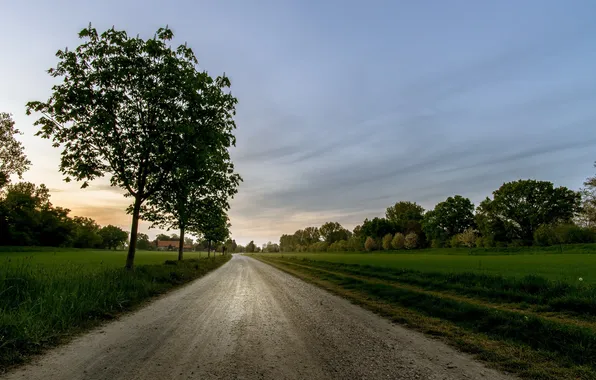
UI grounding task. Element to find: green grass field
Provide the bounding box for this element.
[0,247,210,268]
[253,245,596,379]
[267,246,596,284]
[0,247,229,372]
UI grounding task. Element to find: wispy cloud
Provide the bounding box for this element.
[2,0,596,245]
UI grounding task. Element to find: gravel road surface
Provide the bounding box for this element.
[3,254,512,380]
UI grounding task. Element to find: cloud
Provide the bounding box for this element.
[4,1,596,246]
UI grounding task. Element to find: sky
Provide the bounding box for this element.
[1,0,596,246]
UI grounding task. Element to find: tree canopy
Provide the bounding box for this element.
[0,113,30,188]
[27,25,239,268]
[99,225,128,250]
[361,217,396,241]
[385,201,424,231]
[476,180,581,243]
[422,195,475,243]
[319,222,351,244]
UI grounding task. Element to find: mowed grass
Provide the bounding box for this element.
[253,245,596,379]
[0,247,211,268]
[0,248,230,372]
[269,247,596,284]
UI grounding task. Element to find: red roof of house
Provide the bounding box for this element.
[156,240,192,248]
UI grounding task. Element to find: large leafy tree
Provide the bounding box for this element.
[71,216,103,248]
[246,240,256,253]
[293,227,321,246]
[190,202,230,257]
[476,180,581,243]
[155,233,171,241]
[0,182,75,246]
[99,225,128,250]
[136,233,153,250]
[279,234,297,252]
[27,25,236,269]
[422,195,475,243]
[319,221,351,244]
[385,201,424,232]
[361,217,396,241]
[141,148,240,260]
[0,113,31,188]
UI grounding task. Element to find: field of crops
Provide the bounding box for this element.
[0,248,229,372]
[253,245,596,379]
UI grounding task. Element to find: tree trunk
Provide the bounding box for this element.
[178,226,185,261]
[125,195,143,270]
[207,240,211,258]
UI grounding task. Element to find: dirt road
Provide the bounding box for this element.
[3,254,512,380]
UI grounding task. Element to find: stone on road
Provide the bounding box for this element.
[3,254,512,380]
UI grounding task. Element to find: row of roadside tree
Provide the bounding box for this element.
[1,25,241,268]
[276,176,596,252]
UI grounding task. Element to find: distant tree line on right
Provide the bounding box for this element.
[276,173,596,252]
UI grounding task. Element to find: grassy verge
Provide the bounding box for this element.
[279,259,596,318]
[253,255,596,380]
[0,254,231,372]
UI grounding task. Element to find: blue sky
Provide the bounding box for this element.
[1,0,596,245]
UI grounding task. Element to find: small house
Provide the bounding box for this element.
[155,240,194,251]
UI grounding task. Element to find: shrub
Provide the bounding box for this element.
[336,240,348,251]
[382,234,393,250]
[534,224,595,246]
[347,236,362,251]
[364,236,377,251]
[430,238,445,248]
[449,235,460,248]
[475,237,484,248]
[555,224,595,244]
[483,236,495,247]
[404,233,418,249]
[456,228,477,248]
[509,239,527,247]
[310,241,328,252]
[392,233,405,249]
[534,224,555,246]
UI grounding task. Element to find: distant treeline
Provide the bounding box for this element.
[274,176,596,252]
[0,182,129,249]
[0,181,251,253]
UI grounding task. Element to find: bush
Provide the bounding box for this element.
[404,233,418,249]
[534,224,556,246]
[456,228,477,248]
[555,224,595,244]
[392,233,405,249]
[336,240,348,251]
[430,238,445,248]
[382,234,393,250]
[310,241,328,252]
[534,224,595,246]
[483,236,495,247]
[509,239,527,247]
[475,237,484,248]
[364,236,377,251]
[449,235,460,248]
[347,236,362,251]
